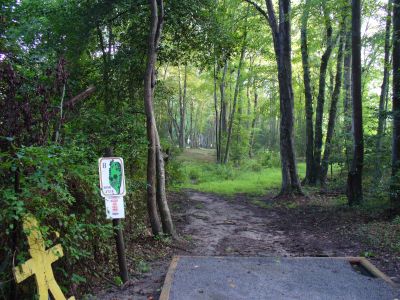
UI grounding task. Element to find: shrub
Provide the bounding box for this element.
[256,150,280,168]
[0,145,115,296]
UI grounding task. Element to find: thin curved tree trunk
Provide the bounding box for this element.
[155,126,176,237]
[224,30,247,164]
[321,21,346,185]
[144,0,163,235]
[150,0,176,237]
[313,4,335,185]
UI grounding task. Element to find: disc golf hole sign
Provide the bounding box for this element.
[98,157,126,197]
[13,215,75,300]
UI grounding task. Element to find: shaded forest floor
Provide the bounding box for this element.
[95,188,400,299]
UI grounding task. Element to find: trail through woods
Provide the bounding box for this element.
[96,190,400,299]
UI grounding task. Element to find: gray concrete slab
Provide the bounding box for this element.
[163,256,399,300]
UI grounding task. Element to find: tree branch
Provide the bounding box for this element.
[63,85,96,109]
[244,0,278,46]
[243,0,269,20]
[265,0,278,37]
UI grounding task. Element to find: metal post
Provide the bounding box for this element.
[104,148,129,283]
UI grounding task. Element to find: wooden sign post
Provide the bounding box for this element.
[100,149,129,283]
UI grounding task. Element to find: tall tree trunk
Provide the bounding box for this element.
[178,64,187,148]
[301,0,315,184]
[150,0,175,237]
[245,0,302,195]
[249,80,258,158]
[343,10,353,171]
[313,4,335,184]
[224,31,247,164]
[391,0,400,203]
[189,98,194,147]
[155,127,176,236]
[277,0,303,195]
[218,59,228,162]
[214,59,220,161]
[321,22,346,185]
[376,0,393,178]
[347,0,364,205]
[220,59,228,134]
[144,0,163,235]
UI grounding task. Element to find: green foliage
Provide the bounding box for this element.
[0,145,114,281]
[176,150,306,195]
[256,150,281,168]
[113,276,123,286]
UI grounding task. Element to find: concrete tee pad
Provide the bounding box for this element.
[160,256,399,300]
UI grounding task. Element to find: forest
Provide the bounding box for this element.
[1,0,400,299]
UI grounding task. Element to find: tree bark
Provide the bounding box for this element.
[245,0,302,196]
[313,4,335,184]
[301,0,315,184]
[178,64,187,148]
[277,0,303,195]
[224,31,247,164]
[214,59,221,161]
[391,0,400,203]
[155,126,176,236]
[249,79,258,158]
[347,0,364,205]
[218,59,228,163]
[376,0,393,178]
[343,10,352,170]
[321,22,346,185]
[144,0,163,235]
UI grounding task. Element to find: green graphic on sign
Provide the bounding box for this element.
[109,160,122,194]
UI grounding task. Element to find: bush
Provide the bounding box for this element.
[0,145,115,296]
[256,150,280,168]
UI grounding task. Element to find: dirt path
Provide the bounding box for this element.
[96,190,399,299]
[176,191,288,256]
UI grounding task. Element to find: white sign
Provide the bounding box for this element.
[105,196,125,219]
[98,157,126,197]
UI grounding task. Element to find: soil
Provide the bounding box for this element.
[95,190,400,300]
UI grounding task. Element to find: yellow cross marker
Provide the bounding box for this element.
[13,215,75,300]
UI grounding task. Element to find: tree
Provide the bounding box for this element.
[224,25,248,163]
[245,0,303,195]
[312,3,335,185]
[347,0,363,205]
[144,0,175,235]
[391,0,400,203]
[342,2,353,169]
[301,0,314,185]
[321,21,346,185]
[178,64,187,149]
[376,0,393,178]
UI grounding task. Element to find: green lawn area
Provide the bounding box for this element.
[176,148,306,195]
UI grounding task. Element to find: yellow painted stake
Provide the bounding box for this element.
[13,215,75,300]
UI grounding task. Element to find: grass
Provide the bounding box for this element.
[175,148,306,196]
[176,148,216,163]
